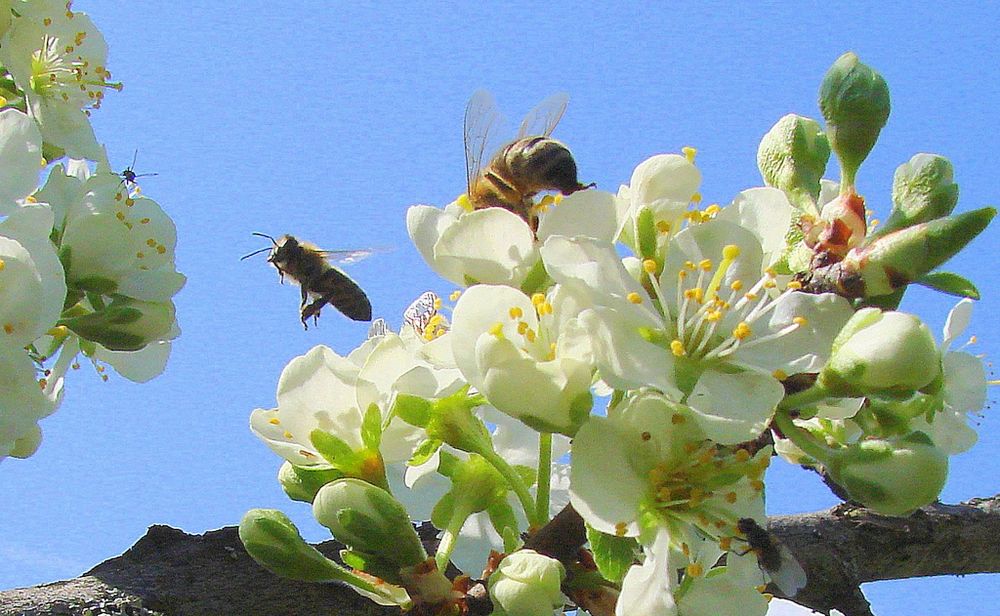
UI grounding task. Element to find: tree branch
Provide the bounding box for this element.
[1,495,997,616]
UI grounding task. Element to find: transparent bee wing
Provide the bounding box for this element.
[464,89,503,195]
[367,318,390,339]
[403,291,440,336]
[517,92,569,138]
[317,247,390,265]
[766,544,808,598]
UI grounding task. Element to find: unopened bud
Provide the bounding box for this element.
[819,52,891,186]
[828,432,947,515]
[757,114,830,207]
[312,478,427,569]
[488,550,566,616]
[278,461,343,503]
[821,308,939,397]
[238,509,345,582]
[873,154,959,238]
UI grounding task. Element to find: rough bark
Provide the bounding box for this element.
[1,495,997,616]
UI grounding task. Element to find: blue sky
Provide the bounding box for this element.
[1,2,997,614]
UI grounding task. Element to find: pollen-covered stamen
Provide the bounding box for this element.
[28,33,121,109]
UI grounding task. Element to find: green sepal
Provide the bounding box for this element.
[278,461,343,503]
[394,394,433,427]
[487,498,519,543]
[513,464,537,489]
[361,402,383,450]
[914,271,980,299]
[339,549,405,585]
[636,207,658,260]
[238,509,346,583]
[586,524,639,584]
[408,438,442,467]
[519,258,551,296]
[310,429,364,471]
[857,288,905,311]
[501,525,523,554]
[430,491,455,530]
[73,275,119,295]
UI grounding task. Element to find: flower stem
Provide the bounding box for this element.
[772,410,835,466]
[482,448,542,527]
[536,432,552,525]
[777,382,831,411]
[435,500,474,571]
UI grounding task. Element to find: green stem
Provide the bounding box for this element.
[435,500,474,571]
[772,411,835,466]
[535,432,552,525]
[481,448,541,527]
[777,382,832,411]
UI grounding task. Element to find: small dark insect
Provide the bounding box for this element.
[736,518,807,597]
[242,233,373,328]
[118,149,158,190]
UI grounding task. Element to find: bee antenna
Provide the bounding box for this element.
[240,246,273,261]
[250,232,278,246]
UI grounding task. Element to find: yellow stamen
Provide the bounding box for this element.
[749,479,764,492]
[671,413,686,424]
[450,289,462,302]
[686,563,704,577]
[719,537,732,551]
[531,293,546,306]
[3,323,13,334]
[509,306,523,319]
[793,316,808,327]
[517,321,529,335]
[488,322,505,338]
[705,244,740,300]
[705,204,721,216]
[656,220,671,233]
[732,322,752,340]
[772,369,788,380]
[524,328,536,342]
[699,258,713,271]
[0,258,5,271]
[725,491,738,504]
[627,292,643,304]
[268,418,280,425]
[682,146,697,162]
[642,259,658,274]
[786,280,803,290]
[670,340,686,356]
[457,193,473,212]
[283,431,293,439]
[734,448,751,462]
[614,522,627,537]
[691,192,703,204]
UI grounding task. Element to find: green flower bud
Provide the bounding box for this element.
[873,154,959,238]
[821,308,939,397]
[312,478,427,569]
[488,550,566,616]
[278,461,343,503]
[60,296,175,351]
[819,52,891,186]
[757,114,830,208]
[845,207,996,296]
[828,432,948,515]
[238,509,344,582]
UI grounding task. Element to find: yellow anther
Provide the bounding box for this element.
[734,448,751,463]
[705,204,721,216]
[786,280,803,290]
[681,543,691,556]
[531,293,546,306]
[139,217,150,224]
[3,323,13,334]
[642,259,658,274]
[682,146,697,162]
[691,192,703,204]
[283,431,293,439]
[750,479,764,492]
[684,442,700,454]
[722,244,740,260]
[670,340,686,356]
[704,310,722,322]
[488,322,505,338]
[792,316,808,327]
[0,258,5,271]
[699,258,713,271]
[772,369,788,380]
[509,306,523,319]
[25,194,38,203]
[614,522,628,537]
[450,289,462,302]
[744,292,758,301]
[725,491,738,504]
[268,418,280,425]
[732,322,752,340]
[677,269,688,280]
[686,563,704,578]
[516,321,529,335]
[525,328,537,343]
[684,288,704,303]
[146,238,157,247]
[671,413,686,424]
[685,260,696,270]
[115,211,125,221]
[125,197,135,206]
[719,537,732,551]
[764,279,777,289]
[765,267,777,278]
[656,220,671,233]
[627,292,643,304]
[539,301,553,315]
[456,193,473,212]
[657,486,671,501]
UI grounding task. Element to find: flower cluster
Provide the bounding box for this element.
[243,54,992,615]
[0,1,184,461]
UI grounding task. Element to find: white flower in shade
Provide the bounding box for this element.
[543,218,853,444]
[407,189,617,288]
[0,109,44,213]
[570,391,766,540]
[0,1,119,159]
[910,299,987,454]
[450,284,594,435]
[0,203,65,346]
[488,549,566,616]
[59,172,183,302]
[0,337,62,461]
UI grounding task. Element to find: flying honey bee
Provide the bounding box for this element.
[242,233,373,328]
[736,518,808,598]
[464,90,594,230]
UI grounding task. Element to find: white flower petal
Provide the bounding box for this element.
[537,189,617,243]
[570,416,645,536]
[687,369,783,444]
[942,298,974,350]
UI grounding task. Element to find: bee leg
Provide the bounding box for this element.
[301,297,326,327]
[300,285,309,308]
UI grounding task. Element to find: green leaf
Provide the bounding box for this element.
[361,403,382,450]
[430,491,455,530]
[914,271,980,299]
[310,429,362,471]
[393,394,433,427]
[586,524,639,584]
[408,438,442,467]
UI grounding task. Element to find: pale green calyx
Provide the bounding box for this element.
[757,114,830,210]
[278,461,343,503]
[821,308,940,397]
[238,509,351,583]
[879,153,959,236]
[827,432,948,515]
[488,549,566,616]
[59,296,175,351]
[819,52,891,187]
[312,478,427,569]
